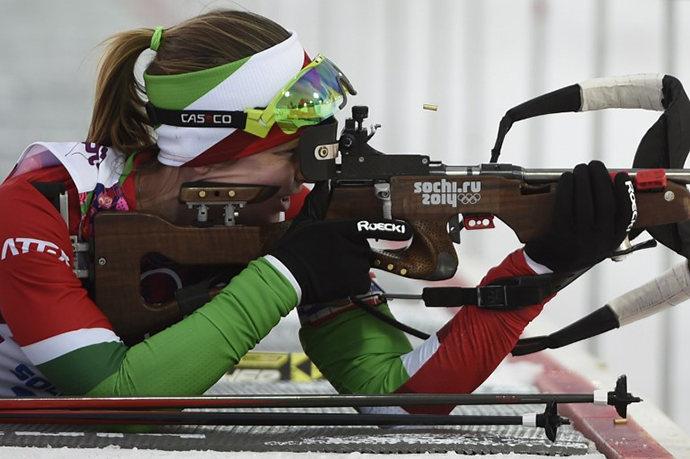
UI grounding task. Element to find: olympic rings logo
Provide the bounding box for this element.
[458,193,481,205]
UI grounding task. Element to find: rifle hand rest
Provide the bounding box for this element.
[179,182,279,204]
[371,220,458,281]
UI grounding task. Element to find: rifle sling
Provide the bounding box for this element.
[421,270,587,310]
[30,182,66,214]
[351,297,431,340]
[174,269,241,316]
[175,281,213,316]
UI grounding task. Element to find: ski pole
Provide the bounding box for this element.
[0,376,639,417]
[0,401,569,441]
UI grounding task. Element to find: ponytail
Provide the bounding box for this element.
[87,11,291,159]
[87,29,157,157]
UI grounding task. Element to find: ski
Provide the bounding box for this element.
[0,375,639,418]
[0,401,569,441]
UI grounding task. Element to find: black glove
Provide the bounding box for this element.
[524,161,635,272]
[270,218,412,305]
[292,180,331,225]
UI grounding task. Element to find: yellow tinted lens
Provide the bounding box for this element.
[273,60,346,130]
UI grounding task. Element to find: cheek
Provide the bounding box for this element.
[258,160,294,185]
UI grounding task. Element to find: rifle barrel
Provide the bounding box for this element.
[523,168,690,184]
[439,165,690,184]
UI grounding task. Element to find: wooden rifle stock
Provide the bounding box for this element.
[93,213,289,343]
[93,176,690,343]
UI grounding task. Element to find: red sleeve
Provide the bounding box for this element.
[399,249,549,404]
[0,178,112,347]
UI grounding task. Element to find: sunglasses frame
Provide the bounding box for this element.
[244,54,356,138]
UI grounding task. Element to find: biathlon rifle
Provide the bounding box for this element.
[89,73,690,345]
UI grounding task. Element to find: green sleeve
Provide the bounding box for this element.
[299,304,413,395]
[38,258,297,396]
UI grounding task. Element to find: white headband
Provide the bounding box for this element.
[146,31,305,166]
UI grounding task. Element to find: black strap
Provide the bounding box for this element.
[174,270,239,316]
[351,269,587,341]
[421,269,587,310]
[30,182,66,211]
[490,84,581,163]
[175,281,213,316]
[511,305,620,356]
[631,75,690,259]
[351,297,431,340]
[146,102,248,129]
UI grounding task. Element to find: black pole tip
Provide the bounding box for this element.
[610,374,642,418]
[537,400,570,442]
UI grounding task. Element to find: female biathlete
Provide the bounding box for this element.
[0,10,633,412]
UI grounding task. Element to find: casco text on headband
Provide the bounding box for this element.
[146,55,356,138]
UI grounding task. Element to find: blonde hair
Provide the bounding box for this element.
[86,10,290,158]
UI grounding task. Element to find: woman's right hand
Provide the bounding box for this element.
[269,218,411,305]
[268,181,411,305]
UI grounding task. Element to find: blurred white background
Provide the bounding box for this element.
[2,0,690,434]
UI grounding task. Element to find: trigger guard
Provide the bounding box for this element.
[426,252,458,280]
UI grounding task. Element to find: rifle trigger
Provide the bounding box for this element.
[449,214,462,244]
[374,183,392,219]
